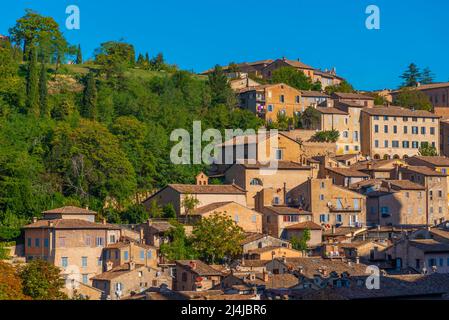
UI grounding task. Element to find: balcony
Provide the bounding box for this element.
[328,205,362,213]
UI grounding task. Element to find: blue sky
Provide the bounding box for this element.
[1,0,449,90]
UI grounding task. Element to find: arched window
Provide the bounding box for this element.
[250,178,263,186]
[374,154,381,160]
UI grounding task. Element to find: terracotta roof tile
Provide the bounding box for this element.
[176,260,223,276]
[326,167,370,178]
[285,221,322,231]
[333,92,374,100]
[402,166,447,177]
[168,184,246,194]
[23,219,120,230]
[362,106,440,118]
[316,107,348,115]
[43,206,96,215]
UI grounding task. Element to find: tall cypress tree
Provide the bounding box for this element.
[82,72,98,119]
[76,44,83,64]
[38,63,48,117]
[26,47,39,116]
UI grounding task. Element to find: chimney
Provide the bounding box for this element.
[33,217,38,223]
[355,256,360,264]
[189,261,197,270]
[47,220,54,228]
[331,225,336,235]
[140,228,144,244]
[106,261,114,271]
[129,260,136,271]
[283,182,287,205]
[262,270,269,282]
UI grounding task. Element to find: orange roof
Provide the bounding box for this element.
[23,219,120,230]
[285,221,322,230]
[43,206,97,215]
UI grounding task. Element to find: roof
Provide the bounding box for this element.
[387,180,426,190]
[291,273,449,300]
[240,233,266,245]
[43,206,96,215]
[397,82,449,91]
[402,165,447,177]
[168,184,246,195]
[276,58,314,70]
[409,239,449,253]
[430,228,449,240]
[192,201,260,216]
[148,221,173,232]
[316,107,348,115]
[362,106,440,118]
[333,92,374,100]
[277,257,368,278]
[326,167,370,178]
[91,263,145,281]
[23,219,121,230]
[410,156,449,167]
[175,260,223,276]
[235,161,311,170]
[247,246,299,254]
[350,159,401,171]
[264,206,313,216]
[323,226,366,237]
[285,221,322,231]
[300,90,330,98]
[349,179,383,190]
[230,271,299,289]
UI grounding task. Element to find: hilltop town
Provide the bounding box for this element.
[2,10,449,301]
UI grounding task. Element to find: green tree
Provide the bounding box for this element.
[163,203,177,219]
[312,130,340,143]
[182,194,200,223]
[26,47,39,116]
[38,62,48,117]
[301,106,321,129]
[419,142,438,156]
[81,72,98,119]
[420,67,434,85]
[160,220,196,261]
[325,80,355,95]
[9,9,68,62]
[271,66,315,90]
[400,63,421,87]
[394,88,432,111]
[75,44,82,64]
[290,229,311,251]
[121,204,149,224]
[208,65,235,107]
[20,259,67,300]
[148,200,163,219]
[191,214,244,263]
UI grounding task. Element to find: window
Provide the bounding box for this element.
[250,178,263,186]
[421,127,426,135]
[392,141,399,148]
[404,126,408,134]
[27,238,32,247]
[295,96,300,103]
[403,117,408,122]
[82,257,88,268]
[354,146,359,151]
[273,197,280,205]
[140,250,145,260]
[35,238,40,248]
[124,251,129,261]
[61,257,68,268]
[44,238,49,248]
[375,140,379,148]
[280,95,285,103]
[412,126,418,134]
[345,145,349,152]
[251,214,257,223]
[115,251,119,259]
[381,207,390,217]
[343,131,348,138]
[147,251,153,259]
[320,214,329,223]
[320,182,325,189]
[393,126,397,134]
[109,235,116,243]
[353,199,360,210]
[374,116,379,120]
[430,127,435,135]
[96,237,104,247]
[374,125,379,133]
[319,194,325,201]
[336,215,342,223]
[275,149,283,160]
[428,258,436,267]
[384,125,388,133]
[267,105,273,112]
[82,274,88,284]
[402,141,410,148]
[412,117,418,122]
[234,214,239,223]
[384,140,389,148]
[354,131,359,142]
[412,141,419,149]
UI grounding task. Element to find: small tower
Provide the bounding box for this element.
[196,172,209,186]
